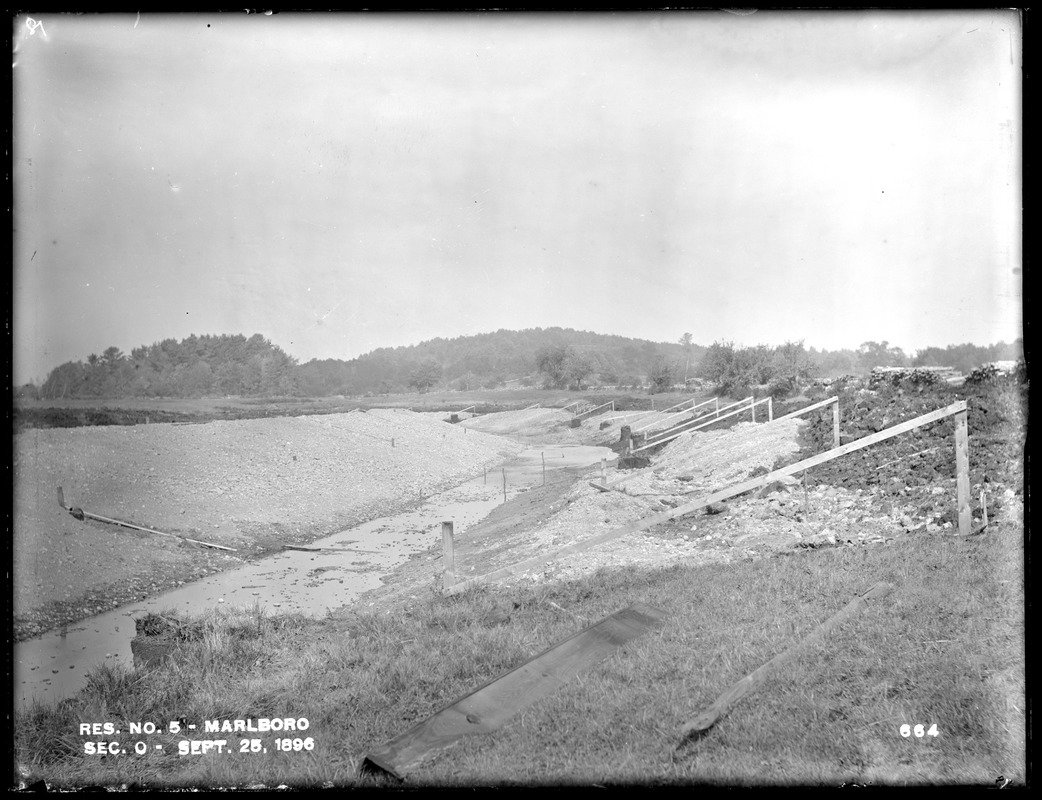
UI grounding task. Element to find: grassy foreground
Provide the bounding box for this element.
[14,489,1024,788]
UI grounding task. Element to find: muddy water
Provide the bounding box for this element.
[14,445,614,710]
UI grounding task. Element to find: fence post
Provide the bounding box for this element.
[954,410,971,535]
[768,397,773,422]
[601,458,607,488]
[442,521,455,590]
[832,400,841,448]
[751,398,756,423]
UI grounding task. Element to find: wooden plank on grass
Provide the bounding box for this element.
[450,401,965,597]
[360,602,667,779]
[677,582,892,744]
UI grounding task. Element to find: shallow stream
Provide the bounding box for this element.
[14,445,614,710]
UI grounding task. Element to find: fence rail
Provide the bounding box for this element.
[774,395,840,448]
[573,399,615,421]
[633,396,760,453]
[631,396,719,433]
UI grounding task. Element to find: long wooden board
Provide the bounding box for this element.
[451,400,966,596]
[632,396,718,433]
[634,396,753,445]
[360,602,667,779]
[677,582,892,743]
[772,395,839,421]
[632,397,766,454]
[57,486,236,551]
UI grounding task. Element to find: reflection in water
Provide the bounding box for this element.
[14,445,614,710]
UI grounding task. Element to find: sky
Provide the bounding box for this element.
[11,10,1023,386]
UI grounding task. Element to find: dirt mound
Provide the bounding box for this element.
[784,382,1024,510]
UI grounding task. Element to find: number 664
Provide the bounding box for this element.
[900,724,939,738]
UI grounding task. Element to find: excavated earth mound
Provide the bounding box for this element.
[515,382,1025,588]
[385,381,1023,596]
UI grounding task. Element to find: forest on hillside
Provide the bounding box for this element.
[20,327,1023,401]
[34,334,299,400]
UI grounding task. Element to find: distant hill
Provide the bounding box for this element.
[25,328,1021,400]
[294,327,706,395]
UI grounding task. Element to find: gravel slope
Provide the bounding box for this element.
[12,410,522,640]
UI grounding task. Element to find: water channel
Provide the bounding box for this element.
[14,444,615,711]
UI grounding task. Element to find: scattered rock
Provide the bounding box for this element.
[757,479,795,498]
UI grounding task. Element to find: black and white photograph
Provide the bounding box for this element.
[11,10,1024,788]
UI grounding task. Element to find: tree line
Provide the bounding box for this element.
[19,328,1022,401]
[693,338,1023,398]
[33,334,299,400]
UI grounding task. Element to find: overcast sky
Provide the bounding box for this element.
[12,10,1022,385]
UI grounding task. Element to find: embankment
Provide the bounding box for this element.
[13,410,523,640]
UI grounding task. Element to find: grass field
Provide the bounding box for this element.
[14,486,1023,787]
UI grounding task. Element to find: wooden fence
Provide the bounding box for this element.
[632,396,720,433]
[632,396,767,454]
[443,400,970,596]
